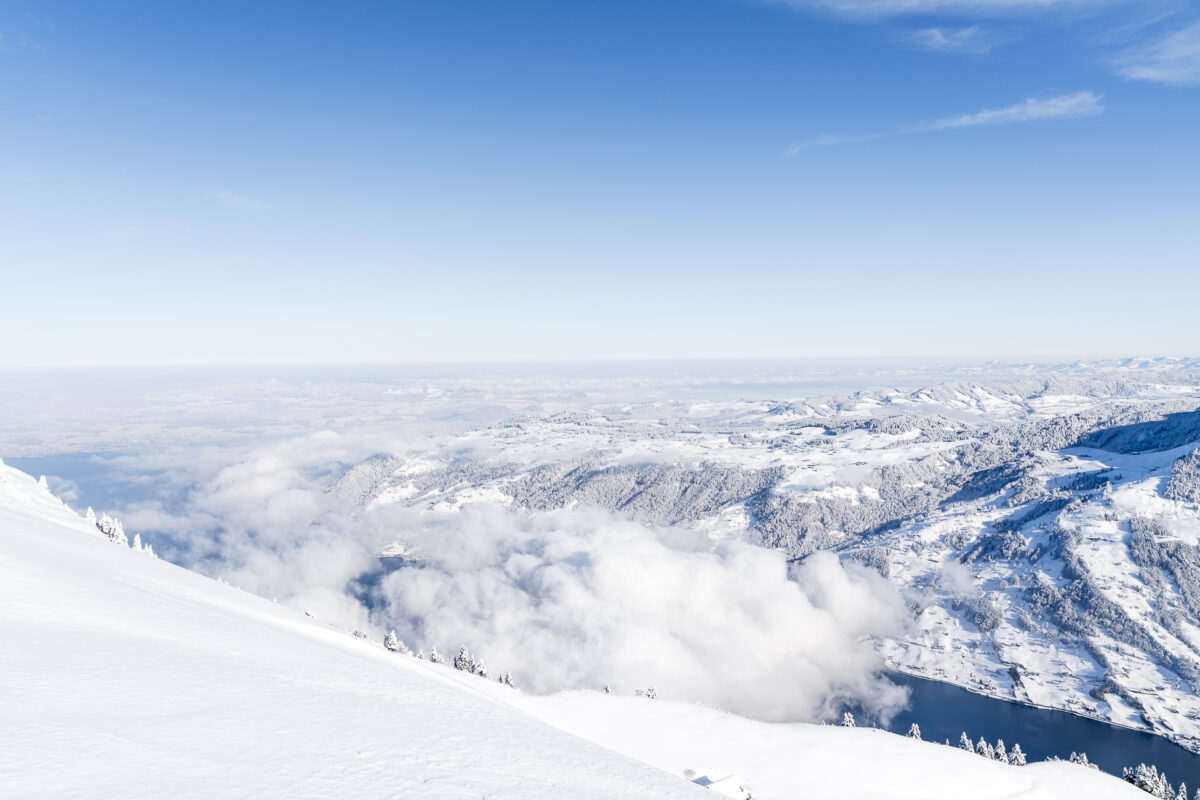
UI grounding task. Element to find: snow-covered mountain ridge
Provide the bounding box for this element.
[0,459,1145,798]
[329,371,1200,752]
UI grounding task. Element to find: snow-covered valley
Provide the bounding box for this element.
[317,363,1200,756]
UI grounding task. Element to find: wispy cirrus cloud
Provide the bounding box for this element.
[761,0,1200,89]
[921,89,1104,128]
[786,90,1103,153]
[1114,21,1200,86]
[904,25,995,53]
[209,189,268,210]
[761,0,1200,91]
[767,0,1123,18]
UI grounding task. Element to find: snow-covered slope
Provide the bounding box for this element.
[0,463,705,799]
[0,461,1145,798]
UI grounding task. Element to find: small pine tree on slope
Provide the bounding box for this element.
[976,737,994,760]
[96,514,128,546]
[388,633,417,657]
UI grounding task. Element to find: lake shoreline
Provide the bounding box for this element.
[881,669,1200,783]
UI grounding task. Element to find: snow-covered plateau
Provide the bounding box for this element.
[0,461,1147,798]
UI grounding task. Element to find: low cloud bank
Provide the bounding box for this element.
[118,433,909,723]
[376,505,909,722]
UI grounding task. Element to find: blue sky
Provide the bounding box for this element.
[1,0,1197,366]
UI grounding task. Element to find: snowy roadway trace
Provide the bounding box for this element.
[0,462,1146,798]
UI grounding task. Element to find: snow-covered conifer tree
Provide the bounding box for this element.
[1124,763,1172,797]
[959,732,975,753]
[474,661,488,679]
[96,514,128,546]
[841,712,855,727]
[907,723,921,740]
[503,670,515,688]
[86,506,96,525]
[1069,752,1096,770]
[416,649,425,660]
[976,737,993,760]
[1009,743,1026,766]
[453,646,474,672]
[602,683,611,694]
[385,631,401,652]
[994,739,1008,764]
[1177,782,1187,800]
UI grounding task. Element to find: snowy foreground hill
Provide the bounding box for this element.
[0,461,1143,799]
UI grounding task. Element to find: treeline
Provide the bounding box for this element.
[75,492,156,556]
[1123,763,1192,800]
[378,631,515,688]
[845,712,1198,795]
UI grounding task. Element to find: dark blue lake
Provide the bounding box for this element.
[882,672,1200,786]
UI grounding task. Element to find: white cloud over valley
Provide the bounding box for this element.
[109,428,911,725]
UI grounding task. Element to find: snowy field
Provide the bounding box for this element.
[0,462,1148,798]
